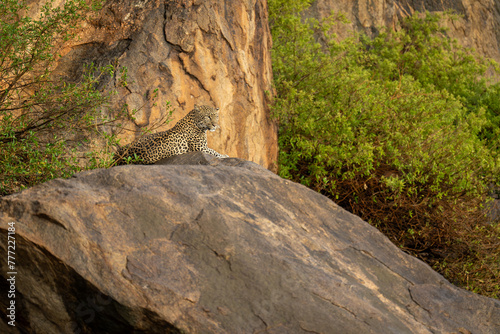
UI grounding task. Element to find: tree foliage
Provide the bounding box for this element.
[269,0,500,298]
[352,12,500,148]
[0,0,124,195]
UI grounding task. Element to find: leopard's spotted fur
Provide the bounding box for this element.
[115,104,227,164]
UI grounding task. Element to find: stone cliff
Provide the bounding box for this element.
[1,153,499,333]
[33,0,500,171]
[54,0,278,170]
[308,0,500,65]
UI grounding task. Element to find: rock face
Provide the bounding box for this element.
[55,0,277,170]
[1,152,499,334]
[308,0,500,65]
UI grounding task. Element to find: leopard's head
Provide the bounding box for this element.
[192,104,220,132]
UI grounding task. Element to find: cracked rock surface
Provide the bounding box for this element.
[53,0,277,170]
[1,152,499,333]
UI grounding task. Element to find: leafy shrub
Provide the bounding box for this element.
[269,0,500,298]
[351,11,500,149]
[0,0,120,195]
[0,0,176,195]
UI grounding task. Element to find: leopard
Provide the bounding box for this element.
[115,104,228,165]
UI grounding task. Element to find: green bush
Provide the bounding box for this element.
[351,11,500,149]
[0,0,126,195]
[269,0,500,298]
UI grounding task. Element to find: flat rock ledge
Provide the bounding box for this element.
[155,151,270,175]
[1,152,499,334]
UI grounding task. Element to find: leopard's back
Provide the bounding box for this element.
[114,104,227,165]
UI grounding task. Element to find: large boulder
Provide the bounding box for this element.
[1,152,499,333]
[53,0,277,170]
